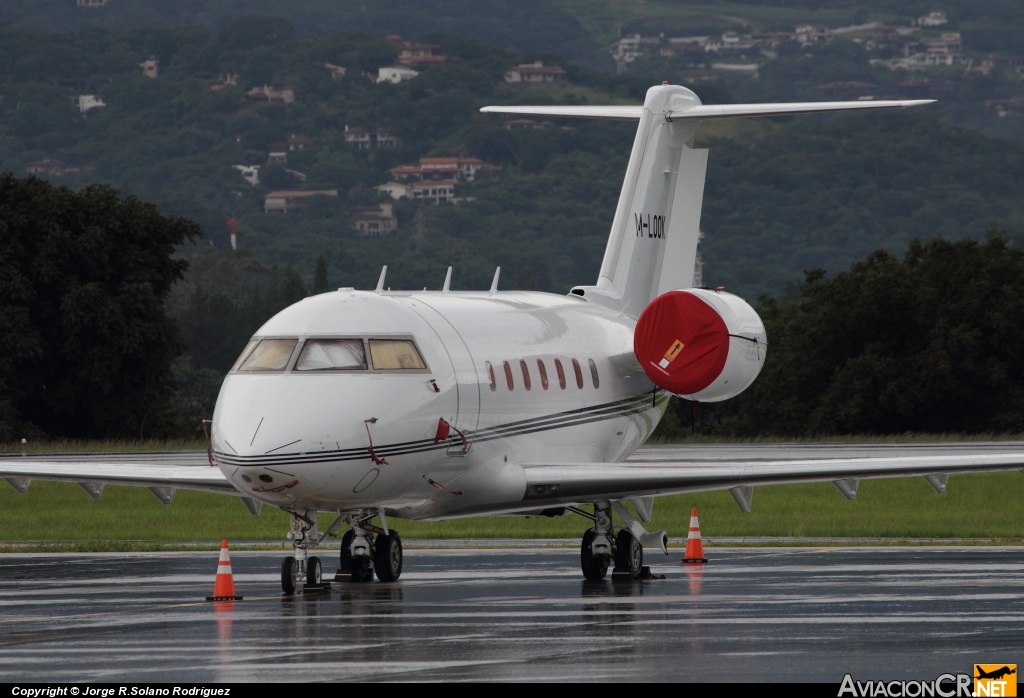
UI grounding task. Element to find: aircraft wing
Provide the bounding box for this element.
[519,443,1024,508]
[0,451,239,500]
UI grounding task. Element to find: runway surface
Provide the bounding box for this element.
[0,546,1021,683]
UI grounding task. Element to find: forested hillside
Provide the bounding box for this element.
[3,7,1024,438]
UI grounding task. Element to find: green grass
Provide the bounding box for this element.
[2,469,1021,548]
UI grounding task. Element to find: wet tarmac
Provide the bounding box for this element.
[0,546,1021,683]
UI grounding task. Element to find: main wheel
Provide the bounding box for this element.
[374,531,403,582]
[281,555,297,594]
[580,529,609,581]
[339,530,354,574]
[614,529,643,580]
[307,556,322,586]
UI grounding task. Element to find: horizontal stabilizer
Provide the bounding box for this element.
[479,105,643,121]
[480,100,933,122]
[667,100,933,120]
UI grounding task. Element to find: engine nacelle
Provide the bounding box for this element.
[633,288,767,402]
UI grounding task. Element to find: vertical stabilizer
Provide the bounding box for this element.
[595,85,708,315]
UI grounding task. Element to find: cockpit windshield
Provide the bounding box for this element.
[237,338,297,371]
[232,336,427,373]
[295,339,367,371]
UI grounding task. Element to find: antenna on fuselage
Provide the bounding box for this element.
[442,266,452,293]
[489,267,501,294]
[375,265,388,292]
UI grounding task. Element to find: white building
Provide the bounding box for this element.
[70,95,106,113]
[377,66,419,84]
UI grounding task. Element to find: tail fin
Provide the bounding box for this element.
[481,86,933,315]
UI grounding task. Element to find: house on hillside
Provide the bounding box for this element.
[504,61,568,88]
[70,94,106,113]
[351,203,397,237]
[344,126,401,149]
[267,142,288,165]
[411,180,455,204]
[247,85,295,104]
[324,63,347,80]
[916,11,948,27]
[139,58,159,79]
[388,156,499,184]
[397,44,446,66]
[287,134,310,152]
[377,66,419,84]
[263,190,338,213]
[375,182,412,200]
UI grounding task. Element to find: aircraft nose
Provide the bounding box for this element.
[211,374,311,458]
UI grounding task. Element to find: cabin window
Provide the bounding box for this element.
[503,361,514,390]
[520,360,532,391]
[572,358,584,389]
[369,339,426,370]
[588,358,600,389]
[554,359,566,390]
[537,359,549,390]
[238,338,297,371]
[486,362,496,391]
[231,340,258,372]
[295,339,367,371]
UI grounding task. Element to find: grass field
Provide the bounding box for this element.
[1,458,1021,550]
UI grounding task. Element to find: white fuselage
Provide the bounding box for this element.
[211,289,664,519]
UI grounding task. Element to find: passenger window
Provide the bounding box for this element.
[504,361,514,390]
[572,358,584,389]
[554,359,566,390]
[486,362,496,391]
[520,360,532,391]
[231,340,258,372]
[537,359,549,390]
[295,339,367,370]
[588,358,600,389]
[369,339,426,369]
[238,338,297,371]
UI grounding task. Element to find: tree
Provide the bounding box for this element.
[719,233,1024,436]
[0,173,201,440]
[313,256,328,294]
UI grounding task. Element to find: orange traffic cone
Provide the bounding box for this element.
[681,508,708,564]
[206,539,244,601]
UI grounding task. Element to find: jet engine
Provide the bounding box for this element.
[633,288,767,402]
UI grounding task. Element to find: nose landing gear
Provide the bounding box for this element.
[280,509,334,595]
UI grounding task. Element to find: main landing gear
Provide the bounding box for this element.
[279,509,404,594]
[573,500,667,581]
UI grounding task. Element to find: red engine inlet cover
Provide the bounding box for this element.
[634,290,729,395]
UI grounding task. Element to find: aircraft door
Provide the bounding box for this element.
[402,298,481,457]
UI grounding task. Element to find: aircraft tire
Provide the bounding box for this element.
[374,531,403,582]
[339,530,354,574]
[281,556,297,595]
[614,530,643,580]
[307,556,322,586]
[580,529,608,581]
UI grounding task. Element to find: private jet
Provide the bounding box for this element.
[3,83,1024,593]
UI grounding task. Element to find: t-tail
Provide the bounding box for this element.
[482,84,933,317]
